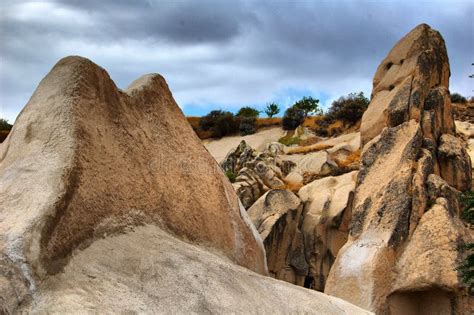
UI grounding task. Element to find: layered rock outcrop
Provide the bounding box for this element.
[325,24,473,314]
[220,141,290,208]
[247,190,306,284]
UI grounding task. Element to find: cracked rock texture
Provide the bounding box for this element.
[325,24,473,314]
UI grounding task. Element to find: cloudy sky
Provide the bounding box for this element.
[1,0,473,121]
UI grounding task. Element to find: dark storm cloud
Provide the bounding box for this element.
[1,0,473,121]
[54,0,259,43]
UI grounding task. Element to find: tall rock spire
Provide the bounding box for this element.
[325,24,472,314]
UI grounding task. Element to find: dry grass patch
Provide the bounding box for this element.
[335,149,361,168]
[302,115,324,128]
[299,137,323,146]
[283,181,303,193]
[256,117,281,128]
[187,116,214,139]
[286,143,333,155]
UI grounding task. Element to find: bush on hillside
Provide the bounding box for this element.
[239,116,257,135]
[199,110,239,138]
[264,103,280,118]
[293,96,321,117]
[327,92,369,123]
[282,107,305,130]
[451,92,467,103]
[236,106,260,118]
[0,118,12,131]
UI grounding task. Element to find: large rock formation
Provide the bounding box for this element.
[0,56,371,314]
[298,171,357,291]
[325,24,473,314]
[0,56,267,312]
[247,173,357,291]
[247,190,306,285]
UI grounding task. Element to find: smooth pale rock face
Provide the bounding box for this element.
[298,171,358,291]
[15,226,372,315]
[326,24,472,314]
[319,131,360,152]
[284,151,338,186]
[456,120,474,138]
[247,190,306,284]
[0,56,267,312]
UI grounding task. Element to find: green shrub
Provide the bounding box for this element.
[239,117,257,136]
[278,135,301,146]
[199,110,239,138]
[282,107,305,130]
[293,96,321,117]
[0,118,12,131]
[236,106,260,118]
[225,170,237,183]
[0,130,9,143]
[451,92,467,103]
[327,92,369,123]
[264,103,280,118]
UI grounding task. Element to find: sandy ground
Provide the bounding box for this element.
[203,127,285,162]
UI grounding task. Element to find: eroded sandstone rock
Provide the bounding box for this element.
[326,24,472,314]
[438,133,472,191]
[298,171,357,291]
[0,56,267,312]
[247,190,306,284]
[360,24,450,146]
[220,141,289,208]
[15,225,371,314]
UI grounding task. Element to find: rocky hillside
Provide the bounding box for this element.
[0,56,370,314]
[208,24,473,314]
[1,23,472,315]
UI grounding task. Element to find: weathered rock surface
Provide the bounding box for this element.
[220,141,290,208]
[247,190,306,284]
[1,56,269,312]
[284,151,338,186]
[14,225,371,314]
[245,171,358,293]
[360,24,450,146]
[438,133,472,191]
[298,171,357,291]
[326,24,472,314]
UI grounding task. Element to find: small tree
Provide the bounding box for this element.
[293,96,321,117]
[451,92,467,104]
[199,110,239,138]
[239,116,257,135]
[265,103,280,118]
[282,107,305,130]
[236,106,260,118]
